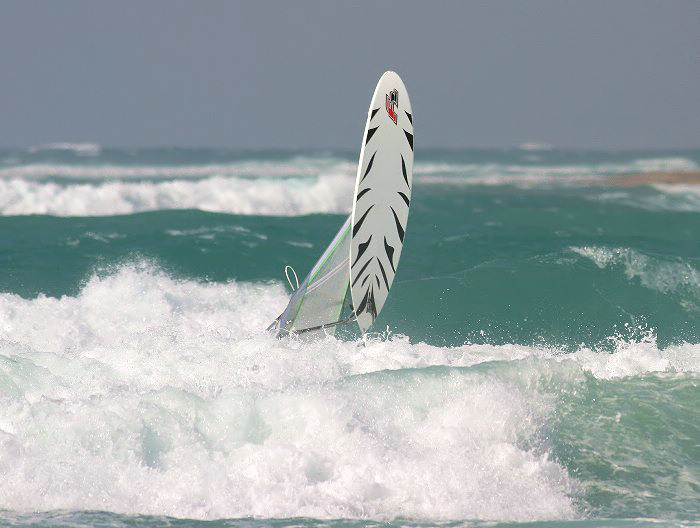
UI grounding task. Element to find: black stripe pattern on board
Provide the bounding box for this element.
[401,155,410,189]
[377,258,390,290]
[352,204,374,237]
[352,235,372,267]
[384,237,396,273]
[365,126,379,145]
[390,207,405,242]
[359,152,376,183]
[352,257,373,286]
[370,108,380,120]
[356,286,377,319]
[403,130,413,151]
[398,191,410,206]
[405,110,412,124]
[356,187,371,201]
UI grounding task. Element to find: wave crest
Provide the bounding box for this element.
[1,264,698,520]
[0,175,354,216]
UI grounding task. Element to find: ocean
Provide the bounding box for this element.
[0,145,698,527]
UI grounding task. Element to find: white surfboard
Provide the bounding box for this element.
[350,71,414,333]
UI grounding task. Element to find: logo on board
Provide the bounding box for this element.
[386,89,398,124]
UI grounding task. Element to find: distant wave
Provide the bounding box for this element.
[0,175,354,216]
[518,142,554,151]
[648,184,700,211]
[1,156,695,182]
[0,160,356,180]
[27,142,102,156]
[1,156,698,216]
[589,184,700,212]
[571,246,700,312]
[572,245,700,292]
[416,157,698,186]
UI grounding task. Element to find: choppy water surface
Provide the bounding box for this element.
[0,146,698,528]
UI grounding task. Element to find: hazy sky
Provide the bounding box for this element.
[1,1,698,149]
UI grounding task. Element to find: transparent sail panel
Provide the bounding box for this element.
[276,215,352,337]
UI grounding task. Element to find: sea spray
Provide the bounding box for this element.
[1,265,698,520]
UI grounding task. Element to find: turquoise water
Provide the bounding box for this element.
[0,146,698,527]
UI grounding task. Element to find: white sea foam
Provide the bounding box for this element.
[0,160,491,182]
[1,156,698,216]
[1,264,698,521]
[591,184,700,212]
[3,157,693,182]
[647,184,700,212]
[0,175,354,216]
[571,246,700,306]
[0,159,356,180]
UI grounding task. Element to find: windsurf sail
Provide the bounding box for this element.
[270,215,353,337]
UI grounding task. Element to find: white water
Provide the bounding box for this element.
[1,265,698,521]
[1,157,694,182]
[591,185,700,212]
[0,175,354,216]
[571,246,700,312]
[1,156,697,217]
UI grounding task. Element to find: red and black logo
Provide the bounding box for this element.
[386,89,398,124]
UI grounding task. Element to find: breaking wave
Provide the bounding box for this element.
[572,246,700,301]
[0,175,354,216]
[416,157,698,187]
[0,154,698,217]
[1,264,697,521]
